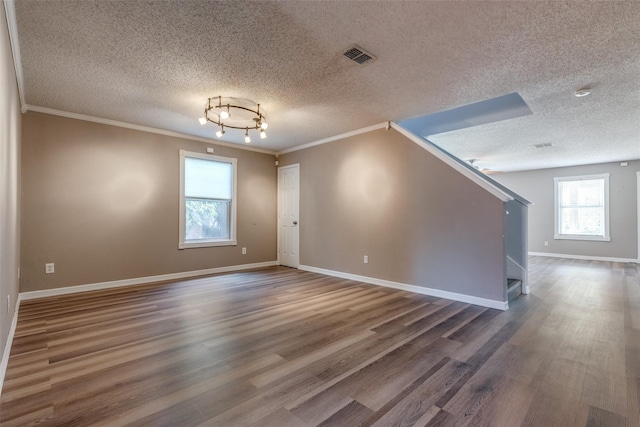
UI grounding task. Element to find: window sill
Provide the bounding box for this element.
[554,235,610,242]
[179,240,237,249]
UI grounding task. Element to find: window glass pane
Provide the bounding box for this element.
[556,176,607,238]
[559,206,604,236]
[558,179,603,208]
[185,199,230,240]
[184,157,232,199]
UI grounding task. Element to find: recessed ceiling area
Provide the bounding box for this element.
[398,92,533,138]
[8,1,640,171]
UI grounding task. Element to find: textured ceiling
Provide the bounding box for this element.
[11,0,640,171]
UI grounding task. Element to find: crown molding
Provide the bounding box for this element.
[3,0,26,111]
[24,105,277,155]
[276,122,388,155]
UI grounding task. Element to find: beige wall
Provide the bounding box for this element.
[279,128,507,302]
[1,4,21,363]
[495,160,640,259]
[20,112,277,292]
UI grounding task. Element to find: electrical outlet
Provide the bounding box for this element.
[544,241,549,247]
[364,255,369,264]
[206,147,214,154]
[242,247,247,255]
[45,263,55,274]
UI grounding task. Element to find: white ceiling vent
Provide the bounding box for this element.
[343,45,377,65]
[534,142,555,148]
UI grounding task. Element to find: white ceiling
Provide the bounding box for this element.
[10,1,640,172]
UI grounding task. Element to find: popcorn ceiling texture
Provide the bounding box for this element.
[13,0,640,172]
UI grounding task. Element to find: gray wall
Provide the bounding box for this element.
[20,112,277,292]
[279,128,506,303]
[495,160,640,259]
[1,5,21,365]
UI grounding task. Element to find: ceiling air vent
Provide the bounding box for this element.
[534,142,555,149]
[343,45,376,65]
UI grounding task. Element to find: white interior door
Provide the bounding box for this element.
[278,164,300,268]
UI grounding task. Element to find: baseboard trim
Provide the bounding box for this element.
[529,252,638,264]
[298,265,508,311]
[19,261,279,301]
[0,298,20,400]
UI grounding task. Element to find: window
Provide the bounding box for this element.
[179,150,237,248]
[554,173,609,241]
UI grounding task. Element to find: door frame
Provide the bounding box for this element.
[277,164,300,267]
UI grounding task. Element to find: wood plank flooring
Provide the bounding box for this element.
[1,256,637,426]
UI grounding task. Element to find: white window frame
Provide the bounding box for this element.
[554,173,610,242]
[179,150,237,249]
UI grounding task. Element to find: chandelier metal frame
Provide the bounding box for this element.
[200,96,268,142]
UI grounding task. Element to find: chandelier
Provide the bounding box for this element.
[198,96,268,143]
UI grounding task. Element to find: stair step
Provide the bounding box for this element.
[507,278,522,303]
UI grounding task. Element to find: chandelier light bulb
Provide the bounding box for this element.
[260,130,267,139]
[244,128,251,143]
[198,117,207,125]
[220,104,231,119]
[260,121,268,130]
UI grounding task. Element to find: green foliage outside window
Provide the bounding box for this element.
[185,199,230,240]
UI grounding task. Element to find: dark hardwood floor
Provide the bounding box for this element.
[1,256,637,426]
